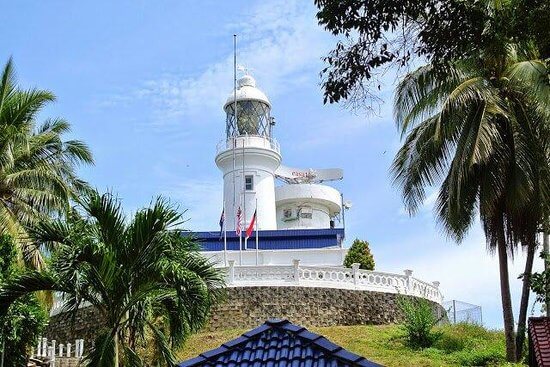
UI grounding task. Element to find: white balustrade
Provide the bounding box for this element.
[33,338,85,361]
[51,263,443,310]
[42,337,47,357]
[223,262,443,304]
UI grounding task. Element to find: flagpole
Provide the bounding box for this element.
[223,206,227,267]
[239,204,243,265]
[233,34,242,266]
[255,198,259,266]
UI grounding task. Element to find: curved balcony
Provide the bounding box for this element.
[50,263,442,316]
[216,136,280,156]
[223,262,443,305]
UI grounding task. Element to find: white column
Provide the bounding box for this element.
[59,344,64,357]
[66,343,72,358]
[48,346,55,367]
[351,263,360,286]
[404,269,413,294]
[78,339,84,357]
[228,260,235,284]
[41,337,47,357]
[293,259,300,283]
[36,338,42,357]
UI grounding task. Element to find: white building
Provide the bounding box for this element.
[195,74,348,266]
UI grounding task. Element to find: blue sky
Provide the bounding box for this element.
[1,0,543,328]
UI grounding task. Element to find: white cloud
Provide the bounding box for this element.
[160,178,223,231]
[102,0,334,128]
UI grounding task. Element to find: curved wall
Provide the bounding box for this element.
[45,286,445,344]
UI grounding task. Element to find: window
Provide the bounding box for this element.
[245,175,254,191]
[299,207,313,219]
[283,208,293,219]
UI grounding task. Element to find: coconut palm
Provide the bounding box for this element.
[391,39,549,361]
[0,58,93,268]
[0,190,224,366]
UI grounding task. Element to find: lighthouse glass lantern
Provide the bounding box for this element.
[224,75,272,138]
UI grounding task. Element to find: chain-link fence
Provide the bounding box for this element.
[443,300,483,325]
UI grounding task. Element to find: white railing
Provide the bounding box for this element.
[50,263,443,317]
[32,337,85,365]
[216,135,280,155]
[224,260,443,304]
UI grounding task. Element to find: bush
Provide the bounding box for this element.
[0,235,48,367]
[433,323,494,353]
[398,297,441,349]
[343,239,375,270]
[452,343,505,366]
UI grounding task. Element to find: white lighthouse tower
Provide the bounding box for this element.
[215,74,280,230]
[202,73,347,266]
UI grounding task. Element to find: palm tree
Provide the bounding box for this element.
[0,190,224,366]
[0,58,93,269]
[391,39,549,361]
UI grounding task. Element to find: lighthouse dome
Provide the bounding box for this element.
[223,75,271,110]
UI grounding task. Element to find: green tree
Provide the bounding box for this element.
[0,58,93,269]
[0,235,48,367]
[315,0,549,107]
[391,39,549,361]
[343,239,375,270]
[0,190,224,366]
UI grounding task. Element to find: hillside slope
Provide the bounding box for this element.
[175,324,525,367]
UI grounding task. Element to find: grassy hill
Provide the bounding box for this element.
[175,323,526,367]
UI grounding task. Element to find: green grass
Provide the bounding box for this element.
[175,323,526,367]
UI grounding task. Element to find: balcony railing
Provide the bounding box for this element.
[50,262,442,316]
[216,135,280,155]
[224,261,443,304]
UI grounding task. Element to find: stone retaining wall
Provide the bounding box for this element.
[45,286,446,343]
[206,286,445,331]
[45,305,105,345]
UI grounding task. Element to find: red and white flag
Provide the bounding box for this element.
[246,209,257,240]
[235,206,242,236]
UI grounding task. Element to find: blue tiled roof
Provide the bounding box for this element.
[190,228,345,251]
[178,319,383,367]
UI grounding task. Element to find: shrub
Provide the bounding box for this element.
[398,297,441,349]
[452,342,505,366]
[433,323,494,352]
[343,239,375,270]
[0,235,48,367]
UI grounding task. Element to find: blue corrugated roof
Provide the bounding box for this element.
[190,228,345,251]
[178,319,382,367]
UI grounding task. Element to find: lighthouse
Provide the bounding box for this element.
[215,74,280,231]
[196,73,348,266]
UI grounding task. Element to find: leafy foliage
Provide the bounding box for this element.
[0,58,93,269]
[315,0,550,108]
[0,235,48,367]
[0,191,225,367]
[529,251,550,306]
[390,22,549,359]
[398,297,441,349]
[343,239,375,270]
